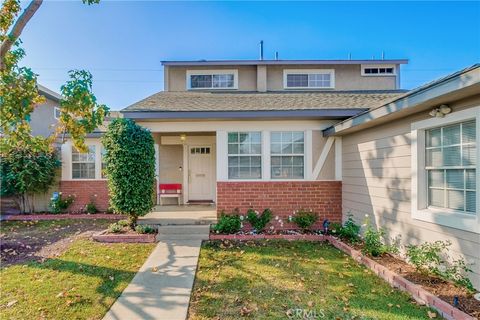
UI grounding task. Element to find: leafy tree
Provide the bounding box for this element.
[102,119,155,227]
[1,146,60,213]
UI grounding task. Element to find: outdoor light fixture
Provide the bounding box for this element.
[180,134,186,143]
[429,104,452,118]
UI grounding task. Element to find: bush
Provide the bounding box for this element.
[102,118,156,227]
[1,147,60,213]
[328,222,343,235]
[108,223,123,233]
[246,208,272,232]
[117,220,130,227]
[135,225,156,234]
[291,209,318,230]
[85,202,97,214]
[363,225,387,257]
[213,212,241,234]
[49,194,74,214]
[339,214,361,243]
[406,240,474,292]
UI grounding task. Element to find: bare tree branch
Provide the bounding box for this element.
[0,0,43,70]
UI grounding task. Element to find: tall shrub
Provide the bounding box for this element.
[0,146,60,213]
[102,118,155,227]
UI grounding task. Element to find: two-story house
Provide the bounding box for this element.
[59,59,407,216]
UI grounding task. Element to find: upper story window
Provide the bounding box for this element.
[284,69,335,89]
[361,65,396,76]
[227,132,262,179]
[271,131,304,179]
[426,120,476,213]
[72,146,96,179]
[187,70,238,90]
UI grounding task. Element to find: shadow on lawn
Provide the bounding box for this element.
[28,258,137,311]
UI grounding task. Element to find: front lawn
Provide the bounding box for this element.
[189,240,436,320]
[0,220,155,319]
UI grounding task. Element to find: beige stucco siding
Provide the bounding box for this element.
[341,96,480,289]
[266,64,397,91]
[30,98,59,137]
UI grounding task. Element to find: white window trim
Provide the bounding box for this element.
[186,69,238,90]
[361,64,396,76]
[270,131,305,180]
[411,106,480,234]
[54,107,61,120]
[227,131,263,180]
[283,69,335,89]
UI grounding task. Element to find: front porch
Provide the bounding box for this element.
[138,204,217,225]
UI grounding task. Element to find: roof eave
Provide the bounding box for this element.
[323,64,480,137]
[121,109,368,121]
[161,59,409,67]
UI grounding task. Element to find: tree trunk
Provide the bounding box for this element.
[0,0,43,70]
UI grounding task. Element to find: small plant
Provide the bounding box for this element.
[49,194,74,214]
[117,220,130,227]
[328,222,343,235]
[213,211,242,234]
[108,222,123,233]
[291,209,318,230]
[135,225,156,234]
[85,202,97,214]
[406,240,474,292]
[246,208,272,232]
[339,214,360,243]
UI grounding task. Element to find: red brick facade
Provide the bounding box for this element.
[216,181,342,229]
[59,180,109,213]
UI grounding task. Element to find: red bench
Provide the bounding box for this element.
[158,183,182,205]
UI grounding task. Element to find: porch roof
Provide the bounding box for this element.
[121,91,405,117]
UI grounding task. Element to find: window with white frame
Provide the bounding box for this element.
[101,146,107,179]
[72,146,96,179]
[426,120,476,213]
[271,131,304,179]
[284,70,334,89]
[227,132,262,179]
[187,70,237,89]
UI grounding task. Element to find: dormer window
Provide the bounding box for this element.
[186,70,238,90]
[361,65,396,76]
[283,69,335,89]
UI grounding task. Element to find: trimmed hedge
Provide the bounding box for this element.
[102,118,155,226]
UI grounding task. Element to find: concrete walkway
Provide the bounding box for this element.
[103,226,209,320]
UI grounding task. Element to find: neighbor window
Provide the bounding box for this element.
[425,120,476,213]
[72,146,96,179]
[271,132,304,179]
[228,132,262,179]
[188,70,237,89]
[362,66,395,76]
[284,70,334,89]
[54,107,61,120]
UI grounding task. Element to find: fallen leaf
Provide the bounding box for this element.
[152,266,159,272]
[6,300,17,307]
[427,311,437,319]
[307,301,314,307]
[388,303,393,308]
[240,306,252,316]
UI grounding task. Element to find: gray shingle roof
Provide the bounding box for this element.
[122,91,405,112]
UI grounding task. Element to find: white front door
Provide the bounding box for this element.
[188,146,213,201]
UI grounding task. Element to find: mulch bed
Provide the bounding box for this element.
[1,213,126,221]
[0,219,112,266]
[93,229,157,243]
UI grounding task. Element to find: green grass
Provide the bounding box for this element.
[189,240,436,320]
[0,239,155,319]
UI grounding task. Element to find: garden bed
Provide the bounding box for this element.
[326,236,479,319]
[92,229,157,243]
[210,233,325,241]
[1,213,125,221]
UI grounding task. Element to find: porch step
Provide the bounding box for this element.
[156,225,210,241]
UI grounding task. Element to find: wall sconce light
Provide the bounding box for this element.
[429,104,452,118]
[180,134,186,143]
[178,166,183,171]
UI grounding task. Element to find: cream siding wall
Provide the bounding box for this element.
[165,64,398,92]
[341,96,480,289]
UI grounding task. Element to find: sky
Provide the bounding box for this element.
[18,1,480,110]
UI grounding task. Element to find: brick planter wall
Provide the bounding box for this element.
[216,181,342,229]
[60,180,109,213]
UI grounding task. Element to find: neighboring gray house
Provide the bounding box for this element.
[31,84,62,137]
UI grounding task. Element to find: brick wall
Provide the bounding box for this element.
[59,180,109,213]
[216,181,342,229]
